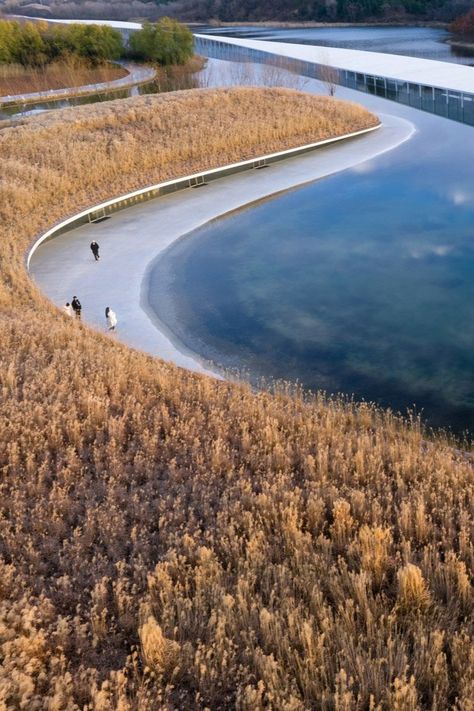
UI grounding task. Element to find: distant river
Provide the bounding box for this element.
[199,25,474,65]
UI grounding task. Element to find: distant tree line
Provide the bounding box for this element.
[174,0,473,22]
[0,17,194,67]
[1,0,472,23]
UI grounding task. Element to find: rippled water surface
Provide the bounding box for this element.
[149,119,474,434]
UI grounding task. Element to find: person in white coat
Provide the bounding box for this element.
[63,302,74,317]
[105,306,117,331]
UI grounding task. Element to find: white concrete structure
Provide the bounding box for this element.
[195,34,474,94]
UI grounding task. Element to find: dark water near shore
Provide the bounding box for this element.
[149,118,474,435]
[199,25,474,65]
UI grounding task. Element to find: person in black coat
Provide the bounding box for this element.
[90,241,100,261]
[71,296,82,319]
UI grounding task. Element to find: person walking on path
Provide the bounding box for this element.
[71,296,82,319]
[63,302,74,317]
[90,241,100,261]
[105,306,117,331]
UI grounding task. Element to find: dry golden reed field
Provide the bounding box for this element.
[0,87,473,710]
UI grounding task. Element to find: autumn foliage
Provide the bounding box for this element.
[0,88,473,709]
[450,9,474,37]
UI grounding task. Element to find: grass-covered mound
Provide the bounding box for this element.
[0,88,472,709]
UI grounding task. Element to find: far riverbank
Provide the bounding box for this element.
[197,21,450,28]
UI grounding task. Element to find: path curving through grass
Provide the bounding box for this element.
[29,112,413,375]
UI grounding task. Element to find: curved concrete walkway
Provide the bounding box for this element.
[0,62,156,106]
[30,110,414,376]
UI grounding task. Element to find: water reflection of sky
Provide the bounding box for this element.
[149,116,474,435]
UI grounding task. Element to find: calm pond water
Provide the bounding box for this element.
[200,25,474,65]
[148,117,474,435]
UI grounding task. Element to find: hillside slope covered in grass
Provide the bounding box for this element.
[0,88,473,709]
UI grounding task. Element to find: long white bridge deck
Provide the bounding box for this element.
[195,34,474,124]
[195,34,474,94]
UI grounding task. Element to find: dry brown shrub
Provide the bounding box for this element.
[330,499,354,550]
[397,564,431,614]
[390,675,420,710]
[139,615,180,678]
[357,524,393,588]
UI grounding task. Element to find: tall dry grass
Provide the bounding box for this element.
[0,88,472,710]
[0,60,127,96]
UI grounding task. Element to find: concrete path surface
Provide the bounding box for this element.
[30,111,414,376]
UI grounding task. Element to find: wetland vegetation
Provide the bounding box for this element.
[0,7,472,706]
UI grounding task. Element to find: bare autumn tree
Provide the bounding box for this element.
[318,51,340,96]
[450,8,474,36]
